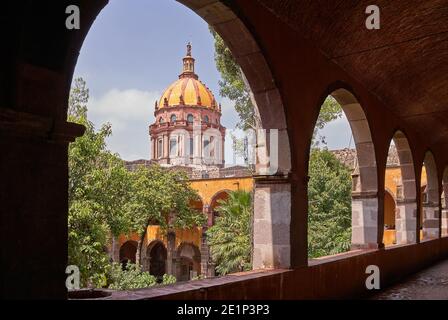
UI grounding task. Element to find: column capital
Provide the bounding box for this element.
[0,108,85,142]
[253,173,290,185]
[351,191,378,199]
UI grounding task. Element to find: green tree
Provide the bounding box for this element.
[68,78,121,287]
[206,190,252,275]
[108,262,157,290]
[312,96,342,147]
[107,262,177,290]
[127,165,206,260]
[307,149,352,258]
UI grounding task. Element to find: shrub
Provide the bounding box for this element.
[108,262,157,290]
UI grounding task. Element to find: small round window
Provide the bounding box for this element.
[187,114,194,123]
[170,114,177,122]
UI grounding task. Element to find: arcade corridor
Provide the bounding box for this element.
[2,0,448,299]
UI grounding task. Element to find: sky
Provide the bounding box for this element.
[74,0,352,162]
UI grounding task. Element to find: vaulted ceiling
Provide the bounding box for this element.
[257,0,448,147]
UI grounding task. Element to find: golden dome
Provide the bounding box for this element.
[157,43,218,109]
[158,77,217,109]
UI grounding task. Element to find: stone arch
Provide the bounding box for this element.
[442,167,448,236]
[390,130,418,244]
[328,88,379,249]
[210,189,231,208]
[176,242,201,281]
[145,240,167,279]
[209,190,231,225]
[421,151,440,240]
[66,0,292,271]
[119,240,138,268]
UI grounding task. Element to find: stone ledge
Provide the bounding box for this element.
[0,108,85,142]
[253,174,290,185]
[89,269,289,300]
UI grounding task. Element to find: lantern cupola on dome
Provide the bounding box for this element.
[157,43,218,109]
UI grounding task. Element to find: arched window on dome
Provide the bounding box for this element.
[170,114,177,123]
[204,115,209,124]
[187,114,194,124]
[159,117,164,124]
[157,139,163,158]
[170,137,178,157]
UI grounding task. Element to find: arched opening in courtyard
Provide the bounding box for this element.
[383,131,417,246]
[420,151,440,240]
[307,88,378,259]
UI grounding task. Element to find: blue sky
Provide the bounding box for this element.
[74,0,351,161]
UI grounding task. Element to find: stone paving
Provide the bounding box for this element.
[371,259,448,300]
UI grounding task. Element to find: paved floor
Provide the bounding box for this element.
[371,259,448,300]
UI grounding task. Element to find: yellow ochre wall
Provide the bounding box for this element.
[383,166,427,245]
[190,176,253,205]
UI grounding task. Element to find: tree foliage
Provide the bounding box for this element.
[128,165,205,235]
[107,262,177,290]
[108,262,158,290]
[210,28,259,130]
[67,77,204,288]
[312,96,343,147]
[307,149,352,258]
[206,190,252,275]
[68,78,117,287]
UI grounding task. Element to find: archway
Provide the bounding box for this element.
[308,88,378,259]
[147,241,167,279]
[69,0,292,273]
[332,89,378,250]
[176,242,201,281]
[383,189,397,245]
[386,131,417,245]
[119,241,138,268]
[420,152,439,240]
[442,167,448,236]
[209,190,230,225]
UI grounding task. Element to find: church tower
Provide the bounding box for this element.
[149,43,226,170]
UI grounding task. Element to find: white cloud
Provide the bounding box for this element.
[319,114,353,150]
[88,89,160,160]
[89,88,159,124]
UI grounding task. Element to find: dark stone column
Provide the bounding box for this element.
[166,232,176,276]
[442,183,448,237]
[0,109,84,299]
